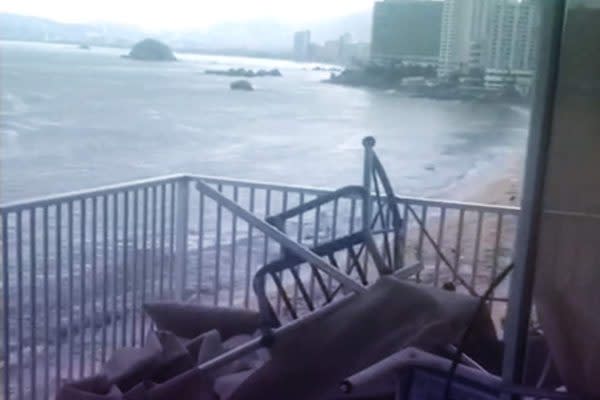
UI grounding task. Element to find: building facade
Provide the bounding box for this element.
[438,0,491,77]
[438,0,540,92]
[293,30,311,61]
[485,0,540,72]
[370,0,443,65]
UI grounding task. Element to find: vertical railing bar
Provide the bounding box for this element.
[327,198,339,290]
[196,193,205,299]
[151,186,157,299]
[91,196,98,375]
[168,183,175,297]
[43,206,50,399]
[141,187,148,344]
[349,198,357,234]
[67,201,74,379]
[79,198,86,378]
[262,190,272,263]
[331,198,339,241]
[416,205,428,282]
[214,184,223,306]
[262,190,272,305]
[416,205,427,261]
[362,199,372,280]
[29,208,37,400]
[434,207,447,287]
[54,204,62,391]
[490,213,504,312]
[1,212,9,400]
[111,194,118,351]
[400,202,409,270]
[131,190,138,346]
[293,192,305,307]
[454,209,465,285]
[174,179,189,301]
[244,188,255,308]
[16,210,24,400]
[281,191,289,238]
[121,191,129,347]
[275,190,288,314]
[310,203,321,300]
[228,186,239,306]
[101,195,108,363]
[159,184,166,297]
[471,211,484,290]
[346,198,357,274]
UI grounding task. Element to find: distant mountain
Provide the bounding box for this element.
[307,11,372,44]
[0,10,372,52]
[0,13,145,46]
[177,11,372,51]
[170,19,296,51]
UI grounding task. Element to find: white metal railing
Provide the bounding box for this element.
[0,173,519,399]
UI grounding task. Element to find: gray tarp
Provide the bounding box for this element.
[56,276,495,400]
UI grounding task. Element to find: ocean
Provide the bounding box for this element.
[0,40,529,203]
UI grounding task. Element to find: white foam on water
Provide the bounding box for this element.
[1,128,19,137]
[1,92,30,116]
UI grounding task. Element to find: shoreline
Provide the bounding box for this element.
[463,156,523,207]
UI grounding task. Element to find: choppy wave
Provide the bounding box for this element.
[509,105,530,118]
[1,92,30,116]
[1,128,19,137]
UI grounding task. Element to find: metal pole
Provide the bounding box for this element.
[501,0,566,393]
[362,136,375,232]
[174,177,190,301]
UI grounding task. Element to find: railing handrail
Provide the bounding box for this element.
[0,173,520,215]
[0,174,187,212]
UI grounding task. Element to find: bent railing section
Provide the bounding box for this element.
[0,174,518,399]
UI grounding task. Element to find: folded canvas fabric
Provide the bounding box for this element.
[229,276,496,400]
[143,302,262,340]
[55,374,122,400]
[102,332,164,392]
[56,327,261,400]
[122,369,217,400]
[57,277,494,400]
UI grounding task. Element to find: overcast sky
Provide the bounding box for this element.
[0,0,375,30]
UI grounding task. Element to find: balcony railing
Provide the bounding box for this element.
[0,173,519,399]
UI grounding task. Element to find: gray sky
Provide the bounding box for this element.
[0,0,375,30]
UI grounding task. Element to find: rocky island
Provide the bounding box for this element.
[124,38,176,61]
[230,80,254,91]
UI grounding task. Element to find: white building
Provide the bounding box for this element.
[293,30,311,61]
[438,0,490,77]
[485,0,540,72]
[438,0,540,92]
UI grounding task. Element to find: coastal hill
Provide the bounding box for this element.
[126,38,176,61]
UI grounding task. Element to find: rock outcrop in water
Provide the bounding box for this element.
[230,80,254,91]
[125,39,176,61]
[206,68,281,78]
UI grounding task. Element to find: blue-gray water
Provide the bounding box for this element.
[0,41,529,203]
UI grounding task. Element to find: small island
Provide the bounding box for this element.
[124,38,176,61]
[230,80,254,91]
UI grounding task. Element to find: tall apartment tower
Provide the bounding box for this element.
[438,0,490,77]
[370,0,443,65]
[485,0,540,72]
[293,30,311,61]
